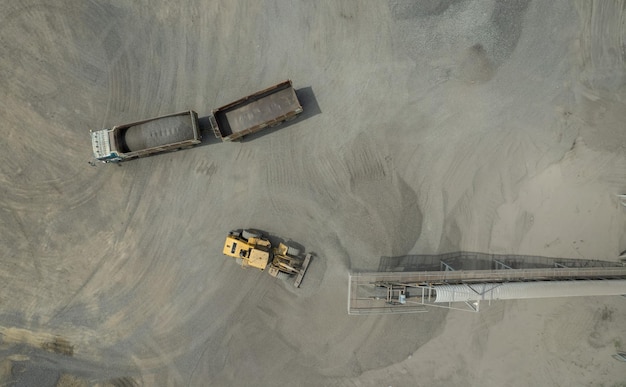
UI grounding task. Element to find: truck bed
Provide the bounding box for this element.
[211,80,302,141]
[117,112,199,153]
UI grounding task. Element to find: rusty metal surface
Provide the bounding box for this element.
[213,81,301,137]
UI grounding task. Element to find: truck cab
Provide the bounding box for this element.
[90,110,201,163]
[90,129,122,163]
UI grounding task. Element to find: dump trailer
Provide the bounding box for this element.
[91,110,201,163]
[223,229,312,287]
[209,80,303,142]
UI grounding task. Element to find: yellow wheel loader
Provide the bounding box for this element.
[222,229,312,287]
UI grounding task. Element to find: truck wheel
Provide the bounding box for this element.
[242,229,260,240]
[287,246,301,257]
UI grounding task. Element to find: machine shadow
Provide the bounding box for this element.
[377,252,622,272]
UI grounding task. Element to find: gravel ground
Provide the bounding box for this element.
[0,1,624,386]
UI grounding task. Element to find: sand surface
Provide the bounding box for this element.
[0,1,625,386]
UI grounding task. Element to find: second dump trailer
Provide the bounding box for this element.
[209,80,302,142]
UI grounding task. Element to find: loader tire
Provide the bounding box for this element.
[242,229,260,240]
[287,246,301,257]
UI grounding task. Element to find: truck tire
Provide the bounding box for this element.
[287,246,301,257]
[242,230,260,240]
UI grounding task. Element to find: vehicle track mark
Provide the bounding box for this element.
[195,160,218,177]
[342,136,389,188]
[0,3,114,212]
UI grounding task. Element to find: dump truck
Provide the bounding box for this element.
[209,80,302,142]
[91,110,201,163]
[223,229,312,287]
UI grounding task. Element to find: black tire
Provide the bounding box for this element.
[242,229,260,240]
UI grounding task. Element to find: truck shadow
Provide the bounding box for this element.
[194,116,225,147]
[295,86,322,120]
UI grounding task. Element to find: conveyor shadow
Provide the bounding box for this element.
[377,252,623,272]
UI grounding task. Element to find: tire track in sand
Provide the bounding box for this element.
[0,2,118,212]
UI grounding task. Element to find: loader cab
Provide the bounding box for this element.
[223,235,249,258]
[222,233,271,271]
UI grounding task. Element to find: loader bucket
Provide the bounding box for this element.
[294,253,312,288]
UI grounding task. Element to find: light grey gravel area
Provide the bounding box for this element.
[0,1,624,386]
